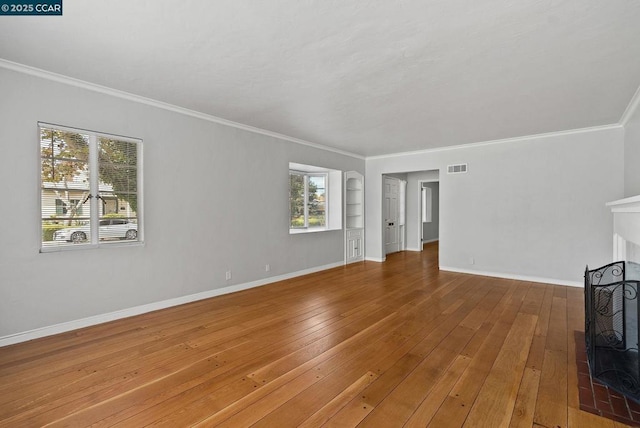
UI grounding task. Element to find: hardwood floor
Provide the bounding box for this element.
[0,242,628,427]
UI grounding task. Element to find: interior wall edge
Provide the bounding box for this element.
[439,266,583,288]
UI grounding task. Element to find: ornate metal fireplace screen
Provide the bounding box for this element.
[585,261,640,402]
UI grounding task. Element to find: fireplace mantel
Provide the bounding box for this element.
[607,195,640,213]
[607,195,640,261]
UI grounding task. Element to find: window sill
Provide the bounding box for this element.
[40,240,145,253]
[289,227,338,235]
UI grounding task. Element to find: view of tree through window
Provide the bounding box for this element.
[289,172,326,229]
[40,125,141,249]
[308,175,326,226]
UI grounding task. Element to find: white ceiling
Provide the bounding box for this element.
[1,0,639,157]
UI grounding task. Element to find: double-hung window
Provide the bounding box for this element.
[40,123,143,251]
[289,162,342,233]
[290,172,327,229]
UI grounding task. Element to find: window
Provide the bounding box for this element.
[289,163,342,233]
[55,199,66,215]
[421,186,432,223]
[290,172,327,229]
[40,123,142,251]
[55,199,83,216]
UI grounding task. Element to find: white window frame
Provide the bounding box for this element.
[289,162,342,234]
[39,123,144,252]
[290,171,328,230]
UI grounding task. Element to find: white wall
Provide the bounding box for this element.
[0,67,364,340]
[366,127,625,285]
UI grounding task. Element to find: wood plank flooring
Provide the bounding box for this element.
[0,242,629,427]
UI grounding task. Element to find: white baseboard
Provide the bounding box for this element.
[439,266,582,288]
[0,261,344,347]
[422,238,439,244]
[365,256,386,262]
[405,247,422,252]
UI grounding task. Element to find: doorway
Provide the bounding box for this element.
[383,176,401,254]
[420,181,439,246]
[379,170,439,259]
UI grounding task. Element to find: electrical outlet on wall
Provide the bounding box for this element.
[225,270,232,280]
[470,257,475,265]
[265,264,271,272]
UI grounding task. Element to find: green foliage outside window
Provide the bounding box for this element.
[290,172,326,228]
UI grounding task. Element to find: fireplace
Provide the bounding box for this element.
[582,196,640,402]
[585,261,640,402]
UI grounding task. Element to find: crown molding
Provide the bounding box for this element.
[0,59,365,160]
[2,57,635,161]
[620,84,640,126]
[365,123,623,161]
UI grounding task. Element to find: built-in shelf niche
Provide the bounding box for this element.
[345,171,364,264]
[345,176,363,229]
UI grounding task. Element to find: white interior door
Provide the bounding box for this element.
[384,177,400,254]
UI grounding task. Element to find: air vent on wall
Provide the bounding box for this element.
[447,163,468,174]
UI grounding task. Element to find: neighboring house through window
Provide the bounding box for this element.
[40,123,143,250]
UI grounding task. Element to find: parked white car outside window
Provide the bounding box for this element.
[53,219,138,242]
